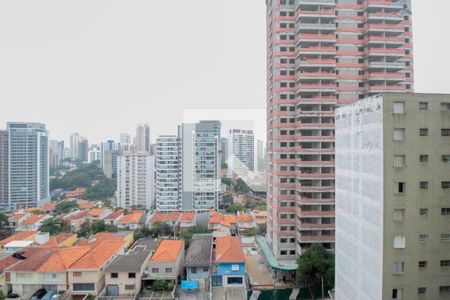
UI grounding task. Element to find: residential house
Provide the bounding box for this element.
[7,246,92,296]
[63,210,90,231]
[103,209,125,226]
[147,212,196,233]
[146,240,184,281]
[78,232,133,250]
[117,212,145,230]
[0,231,38,251]
[184,234,213,290]
[68,240,124,298]
[236,212,255,233]
[100,246,152,299]
[251,210,267,228]
[211,235,246,287]
[42,233,77,248]
[65,188,86,199]
[208,214,237,235]
[41,203,57,214]
[3,241,34,253]
[16,214,51,231]
[88,208,111,221]
[7,213,30,231]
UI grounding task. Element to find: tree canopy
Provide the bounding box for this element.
[179,225,210,248]
[39,218,72,235]
[55,200,78,214]
[225,203,246,214]
[297,244,335,300]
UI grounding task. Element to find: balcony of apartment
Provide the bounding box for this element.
[366,47,405,59]
[368,84,405,92]
[298,0,336,7]
[297,96,337,103]
[368,60,404,70]
[367,11,404,22]
[273,74,296,81]
[297,234,335,243]
[296,222,335,230]
[296,22,336,32]
[366,0,403,10]
[296,160,335,167]
[368,71,405,81]
[296,197,335,205]
[297,9,335,20]
[269,170,296,177]
[297,71,336,80]
[300,46,336,55]
[297,33,336,42]
[367,36,404,45]
[367,23,404,33]
[296,83,336,92]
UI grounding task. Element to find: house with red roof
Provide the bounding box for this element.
[211,235,246,287]
[16,214,51,231]
[147,212,196,233]
[0,231,38,251]
[117,212,145,230]
[236,212,255,232]
[208,214,237,235]
[63,210,90,231]
[146,240,185,281]
[65,188,86,199]
[103,209,125,225]
[41,202,57,214]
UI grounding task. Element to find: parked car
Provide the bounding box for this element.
[31,288,47,300]
[7,293,19,298]
[41,290,57,300]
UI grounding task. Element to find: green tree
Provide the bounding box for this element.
[257,223,267,236]
[254,204,267,211]
[79,220,92,238]
[222,194,233,206]
[55,200,78,214]
[151,222,173,237]
[243,228,256,236]
[31,210,45,215]
[39,218,72,235]
[133,227,152,240]
[179,225,210,248]
[0,212,12,240]
[234,178,250,193]
[221,177,232,187]
[297,244,334,300]
[153,280,169,291]
[225,203,246,214]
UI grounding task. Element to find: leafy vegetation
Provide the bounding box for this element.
[257,223,267,236]
[297,244,334,300]
[225,203,246,214]
[242,228,256,236]
[234,178,250,193]
[179,225,210,248]
[55,200,78,214]
[254,204,267,211]
[79,220,117,237]
[222,194,233,206]
[39,218,72,235]
[153,279,169,291]
[0,212,12,240]
[84,177,116,200]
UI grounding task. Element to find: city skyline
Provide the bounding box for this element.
[0,0,449,142]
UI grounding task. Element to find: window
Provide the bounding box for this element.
[151,268,159,273]
[441,102,450,111]
[440,260,450,267]
[419,128,428,136]
[165,268,172,273]
[417,287,426,296]
[418,261,427,268]
[393,102,405,114]
[442,129,450,136]
[442,208,450,215]
[392,288,403,299]
[280,250,287,255]
[419,155,428,162]
[280,238,287,243]
[125,285,135,290]
[419,208,428,216]
[290,250,295,255]
[231,264,240,271]
[393,128,405,141]
[191,267,197,273]
[393,209,405,221]
[440,286,450,295]
[442,182,450,189]
[419,181,429,189]
[393,235,405,248]
[393,262,405,274]
[73,272,82,277]
[419,234,429,243]
[419,102,428,110]
[111,273,118,278]
[442,155,450,162]
[73,283,95,291]
[203,267,209,272]
[128,273,136,278]
[393,155,405,168]
[440,233,450,241]
[395,182,405,194]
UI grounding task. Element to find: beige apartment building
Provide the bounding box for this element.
[335,93,450,300]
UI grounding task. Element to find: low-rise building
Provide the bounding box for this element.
[184,234,213,290]
[103,209,125,226]
[146,240,184,281]
[147,212,196,233]
[3,240,34,253]
[0,231,38,251]
[237,212,255,233]
[211,235,246,287]
[42,233,77,248]
[88,208,111,220]
[100,246,152,299]
[63,210,90,231]
[117,212,146,230]
[17,214,51,231]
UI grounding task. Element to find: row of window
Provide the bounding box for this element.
[393,154,450,166]
[394,181,450,193]
[393,260,450,274]
[393,101,450,113]
[393,208,450,220]
[392,286,450,298]
[151,267,173,273]
[393,128,450,140]
[393,233,450,248]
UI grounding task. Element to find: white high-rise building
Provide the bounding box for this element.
[135,124,151,153]
[89,144,101,163]
[227,129,255,179]
[155,135,181,211]
[69,132,80,159]
[7,122,49,209]
[120,133,131,145]
[116,146,155,209]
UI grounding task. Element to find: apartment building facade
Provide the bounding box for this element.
[227,129,255,179]
[7,123,50,210]
[0,131,8,210]
[265,0,414,267]
[335,93,450,300]
[116,146,155,209]
[155,135,182,211]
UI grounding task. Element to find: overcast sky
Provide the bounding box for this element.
[0,0,449,143]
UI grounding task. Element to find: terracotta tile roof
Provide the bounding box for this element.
[208,214,237,225]
[64,210,89,220]
[42,233,76,247]
[69,240,123,270]
[238,213,254,223]
[150,240,183,263]
[0,247,43,273]
[104,209,125,220]
[0,231,37,246]
[21,214,46,225]
[78,203,97,210]
[42,202,57,211]
[118,212,144,224]
[25,207,42,213]
[10,213,27,221]
[66,188,87,197]
[215,235,245,263]
[76,199,89,205]
[88,208,105,217]
[179,212,195,222]
[150,212,180,223]
[131,209,146,214]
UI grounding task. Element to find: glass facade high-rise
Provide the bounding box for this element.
[7,122,49,209]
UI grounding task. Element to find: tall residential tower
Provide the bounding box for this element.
[265,0,414,273]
